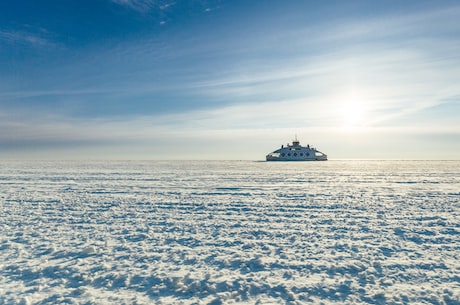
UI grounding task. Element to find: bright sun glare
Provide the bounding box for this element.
[340,96,367,130]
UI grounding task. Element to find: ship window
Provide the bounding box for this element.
[281,153,285,157]
[306,152,310,156]
[287,153,291,156]
[293,153,297,156]
[300,153,303,156]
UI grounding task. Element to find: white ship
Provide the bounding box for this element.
[266,137,327,161]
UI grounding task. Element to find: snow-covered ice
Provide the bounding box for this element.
[1,160,459,304]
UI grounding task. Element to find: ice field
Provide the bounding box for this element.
[1,160,459,304]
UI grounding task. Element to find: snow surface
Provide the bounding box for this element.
[1,160,459,304]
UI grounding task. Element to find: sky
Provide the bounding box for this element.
[1,0,459,160]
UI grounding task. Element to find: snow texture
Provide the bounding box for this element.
[1,160,459,304]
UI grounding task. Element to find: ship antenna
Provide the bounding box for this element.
[293,134,300,146]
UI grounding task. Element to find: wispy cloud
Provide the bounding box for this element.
[0,29,54,47]
[111,0,154,12]
[111,0,177,13]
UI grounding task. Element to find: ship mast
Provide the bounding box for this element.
[292,135,300,146]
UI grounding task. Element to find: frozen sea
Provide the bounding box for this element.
[1,160,459,305]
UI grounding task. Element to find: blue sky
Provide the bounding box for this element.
[1,0,459,159]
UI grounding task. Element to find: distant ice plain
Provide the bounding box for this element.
[1,160,459,304]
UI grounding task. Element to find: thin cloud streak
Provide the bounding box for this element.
[111,0,157,13]
[0,29,53,47]
[2,94,458,144]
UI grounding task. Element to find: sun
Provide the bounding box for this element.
[343,101,364,125]
[339,96,367,130]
